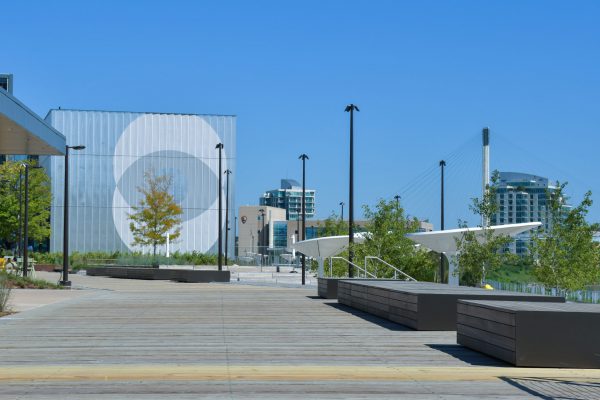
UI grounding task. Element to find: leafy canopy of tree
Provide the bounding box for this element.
[0,161,52,248]
[128,170,183,257]
[529,183,600,291]
[455,171,515,286]
[353,199,437,281]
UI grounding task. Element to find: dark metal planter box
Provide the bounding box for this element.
[457,300,600,368]
[85,266,230,283]
[318,278,399,299]
[337,280,565,330]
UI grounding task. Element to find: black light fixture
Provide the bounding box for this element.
[62,145,85,286]
[339,201,345,221]
[299,154,309,285]
[224,169,232,266]
[216,143,224,271]
[344,104,359,277]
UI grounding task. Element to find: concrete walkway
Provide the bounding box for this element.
[1,273,599,399]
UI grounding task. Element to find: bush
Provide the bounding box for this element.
[0,272,62,289]
[30,251,220,269]
[0,274,11,312]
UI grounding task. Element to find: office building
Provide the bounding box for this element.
[260,179,315,220]
[45,109,236,255]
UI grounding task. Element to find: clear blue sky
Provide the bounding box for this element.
[4,0,600,227]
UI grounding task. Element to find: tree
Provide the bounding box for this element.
[0,161,52,250]
[128,170,183,257]
[318,212,348,237]
[353,199,437,281]
[529,183,600,291]
[455,171,514,286]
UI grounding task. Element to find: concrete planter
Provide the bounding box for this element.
[86,266,230,283]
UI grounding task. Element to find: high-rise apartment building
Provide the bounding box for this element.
[491,172,565,255]
[260,179,315,221]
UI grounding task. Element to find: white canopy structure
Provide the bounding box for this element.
[406,222,541,285]
[0,90,65,155]
[290,234,366,277]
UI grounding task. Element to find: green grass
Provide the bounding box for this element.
[0,272,62,289]
[487,262,537,283]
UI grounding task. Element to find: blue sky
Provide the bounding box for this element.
[4,0,600,227]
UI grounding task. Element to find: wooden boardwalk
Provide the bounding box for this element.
[0,273,599,399]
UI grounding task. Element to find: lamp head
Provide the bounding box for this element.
[215,143,224,149]
[344,104,359,112]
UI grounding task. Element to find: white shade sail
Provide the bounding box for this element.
[290,234,366,259]
[405,222,542,254]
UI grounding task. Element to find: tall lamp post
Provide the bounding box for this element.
[224,169,232,266]
[215,143,224,271]
[439,160,446,283]
[339,202,344,221]
[299,154,309,285]
[17,171,23,258]
[344,103,359,277]
[62,145,85,286]
[258,208,265,263]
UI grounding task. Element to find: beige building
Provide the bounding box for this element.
[237,206,286,257]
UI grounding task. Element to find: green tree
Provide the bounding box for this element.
[0,161,52,249]
[529,183,600,291]
[318,212,348,237]
[455,171,514,286]
[128,170,183,257]
[353,199,437,281]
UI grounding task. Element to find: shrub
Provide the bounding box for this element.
[0,274,11,312]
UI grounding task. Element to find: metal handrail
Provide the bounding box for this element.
[364,256,417,281]
[331,256,377,278]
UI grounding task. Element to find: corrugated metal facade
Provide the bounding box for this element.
[46,110,236,255]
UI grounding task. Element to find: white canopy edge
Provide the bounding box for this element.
[289,234,366,259]
[405,222,542,254]
[0,90,65,155]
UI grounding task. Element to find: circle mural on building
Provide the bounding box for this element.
[112,114,226,253]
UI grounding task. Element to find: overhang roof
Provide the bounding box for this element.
[0,90,65,155]
[405,222,542,254]
[290,234,366,259]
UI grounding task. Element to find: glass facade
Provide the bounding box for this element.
[46,110,236,254]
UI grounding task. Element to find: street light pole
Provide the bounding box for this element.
[344,104,359,277]
[216,143,224,271]
[258,208,265,262]
[224,169,231,266]
[17,170,22,258]
[62,145,85,286]
[339,202,344,221]
[299,154,309,286]
[22,164,30,277]
[439,160,446,283]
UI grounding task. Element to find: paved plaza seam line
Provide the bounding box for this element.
[1,365,600,382]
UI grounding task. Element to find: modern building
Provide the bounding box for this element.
[491,172,565,255]
[260,179,315,221]
[237,205,434,261]
[237,205,287,258]
[44,109,236,255]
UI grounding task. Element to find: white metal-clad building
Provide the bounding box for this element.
[44,109,236,255]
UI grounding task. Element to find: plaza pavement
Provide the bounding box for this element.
[0,272,599,399]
